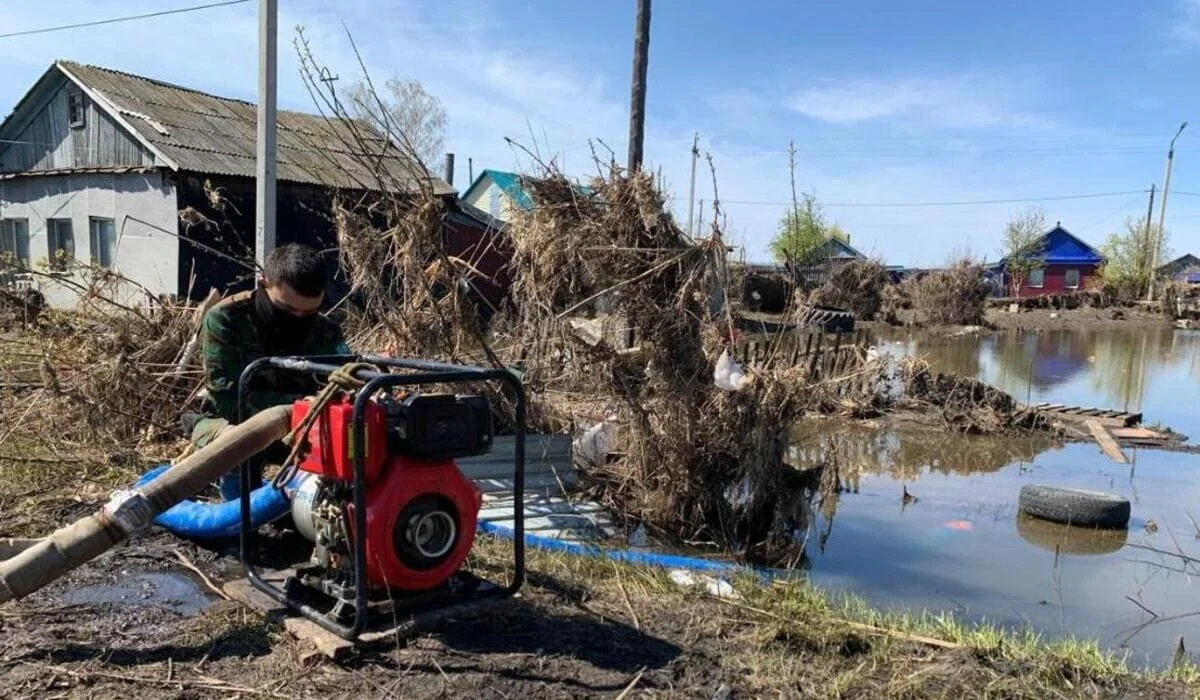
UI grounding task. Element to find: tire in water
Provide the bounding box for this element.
[1018,484,1131,529]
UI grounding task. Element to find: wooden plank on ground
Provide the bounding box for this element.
[1086,420,1129,464]
[224,576,354,660]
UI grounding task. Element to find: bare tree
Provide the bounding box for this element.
[344,76,447,168]
[1000,207,1046,297]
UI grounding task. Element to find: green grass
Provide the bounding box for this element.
[471,535,1200,698]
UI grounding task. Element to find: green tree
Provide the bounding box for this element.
[1101,217,1169,300]
[344,76,447,168]
[769,192,848,266]
[1000,207,1046,297]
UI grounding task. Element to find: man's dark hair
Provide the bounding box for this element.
[264,244,327,297]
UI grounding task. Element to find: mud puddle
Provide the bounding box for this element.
[59,571,214,616]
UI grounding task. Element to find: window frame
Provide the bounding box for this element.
[67,90,86,129]
[46,218,75,272]
[1027,267,1046,289]
[1064,268,1080,289]
[0,218,31,267]
[88,217,117,269]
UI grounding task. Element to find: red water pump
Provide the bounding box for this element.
[236,355,527,641]
[289,393,486,591]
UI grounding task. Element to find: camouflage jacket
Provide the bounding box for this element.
[200,290,350,423]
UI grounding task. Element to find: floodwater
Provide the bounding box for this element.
[794,327,1200,669]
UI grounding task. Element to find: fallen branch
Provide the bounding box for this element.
[172,547,231,601]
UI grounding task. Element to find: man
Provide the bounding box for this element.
[190,243,349,500]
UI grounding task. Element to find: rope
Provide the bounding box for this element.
[271,362,376,491]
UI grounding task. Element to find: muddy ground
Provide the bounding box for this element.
[983,306,1172,331]
[1,489,1197,699]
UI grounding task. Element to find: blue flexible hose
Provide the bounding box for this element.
[134,465,758,580]
[133,464,294,540]
[477,521,750,577]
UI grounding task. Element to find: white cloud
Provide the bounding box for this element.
[788,75,1053,130]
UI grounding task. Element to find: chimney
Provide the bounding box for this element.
[444,153,455,186]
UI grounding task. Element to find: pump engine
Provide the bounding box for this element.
[237,355,524,641]
[287,391,491,606]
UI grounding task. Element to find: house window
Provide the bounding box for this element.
[1028,268,1045,288]
[67,90,86,129]
[47,219,75,271]
[1064,268,1080,289]
[89,217,116,268]
[0,219,30,267]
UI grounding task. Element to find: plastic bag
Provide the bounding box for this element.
[574,420,617,468]
[713,349,748,391]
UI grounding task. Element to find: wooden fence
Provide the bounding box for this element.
[734,327,872,381]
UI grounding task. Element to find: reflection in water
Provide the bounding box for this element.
[988,332,1091,395]
[789,421,1059,481]
[1015,515,1127,556]
[788,421,1061,553]
[879,328,1200,432]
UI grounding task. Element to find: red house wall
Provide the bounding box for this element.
[1016,263,1100,297]
[441,218,512,312]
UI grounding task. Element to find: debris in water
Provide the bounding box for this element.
[1144,519,1159,534]
[944,520,974,532]
[902,485,918,506]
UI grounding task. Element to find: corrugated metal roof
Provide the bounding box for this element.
[55,61,454,195]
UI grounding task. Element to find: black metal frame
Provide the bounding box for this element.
[236,354,526,640]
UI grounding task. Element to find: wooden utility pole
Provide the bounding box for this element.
[686,132,699,236]
[255,0,278,270]
[627,0,652,172]
[1143,183,1156,277]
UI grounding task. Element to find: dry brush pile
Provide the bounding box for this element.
[496,170,828,564]
[907,260,991,326]
[888,356,1050,434]
[808,260,890,320]
[0,264,209,459]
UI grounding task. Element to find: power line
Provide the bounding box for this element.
[720,190,1149,209]
[0,0,252,40]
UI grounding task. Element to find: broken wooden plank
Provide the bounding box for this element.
[224,576,355,660]
[1110,427,1167,440]
[1087,420,1129,464]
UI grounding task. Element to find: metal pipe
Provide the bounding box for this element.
[0,405,290,604]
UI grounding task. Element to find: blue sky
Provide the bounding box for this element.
[2,0,1200,265]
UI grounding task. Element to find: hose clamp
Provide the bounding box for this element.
[103,489,154,536]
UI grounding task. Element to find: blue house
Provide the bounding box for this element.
[996,224,1105,297]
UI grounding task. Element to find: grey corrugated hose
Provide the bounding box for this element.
[0,405,291,605]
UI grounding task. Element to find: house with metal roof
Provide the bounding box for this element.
[0,60,475,307]
[814,236,866,263]
[994,224,1106,297]
[1158,253,1200,284]
[460,169,535,223]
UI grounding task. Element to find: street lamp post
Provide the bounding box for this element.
[1148,121,1187,302]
